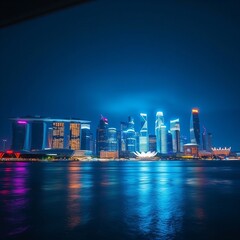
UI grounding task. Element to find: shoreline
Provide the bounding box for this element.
[0,158,239,162]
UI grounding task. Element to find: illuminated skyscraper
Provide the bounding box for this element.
[81,123,91,150]
[52,122,65,149]
[139,113,148,152]
[126,116,136,152]
[69,123,81,150]
[11,117,90,151]
[167,131,173,153]
[170,119,180,153]
[108,127,118,151]
[96,115,109,156]
[190,108,201,146]
[155,112,164,153]
[120,121,128,152]
[47,127,53,148]
[160,125,167,154]
[149,135,157,152]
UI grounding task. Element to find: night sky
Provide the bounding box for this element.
[1,0,240,150]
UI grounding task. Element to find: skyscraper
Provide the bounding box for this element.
[107,127,118,151]
[149,135,157,152]
[120,121,128,152]
[126,116,136,152]
[10,117,90,151]
[11,120,27,150]
[139,113,148,152]
[190,108,201,147]
[170,119,180,153]
[155,111,164,153]
[69,123,81,150]
[81,123,91,150]
[160,125,167,154]
[96,115,109,156]
[52,122,65,149]
[167,131,173,154]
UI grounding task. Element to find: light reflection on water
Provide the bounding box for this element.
[0,162,29,237]
[0,161,240,239]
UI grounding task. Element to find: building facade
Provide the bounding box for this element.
[139,113,149,152]
[10,117,91,152]
[81,123,91,150]
[96,115,109,156]
[149,135,157,152]
[155,112,164,153]
[108,127,118,151]
[170,119,181,153]
[190,108,201,147]
[160,125,167,154]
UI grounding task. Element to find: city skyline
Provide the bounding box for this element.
[1,0,240,151]
[5,107,229,155]
[0,106,236,151]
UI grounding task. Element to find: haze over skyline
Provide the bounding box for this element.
[1,0,240,150]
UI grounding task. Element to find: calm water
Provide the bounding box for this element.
[1,160,240,240]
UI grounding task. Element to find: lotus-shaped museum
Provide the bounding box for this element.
[133,151,157,158]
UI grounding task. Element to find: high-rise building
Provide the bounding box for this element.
[10,117,90,151]
[120,121,128,152]
[160,125,167,154]
[202,126,207,151]
[69,123,81,150]
[126,116,136,152]
[107,127,118,151]
[52,122,65,149]
[167,131,173,154]
[81,123,91,150]
[190,108,201,147]
[155,112,164,153]
[135,132,140,152]
[170,119,180,153]
[47,127,53,148]
[139,113,149,152]
[11,120,27,150]
[149,135,157,152]
[96,115,109,156]
[89,132,94,154]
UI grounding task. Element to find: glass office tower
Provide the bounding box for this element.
[170,119,180,153]
[139,113,148,152]
[190,108,201,147]
[108,127,118,151]
[96,115,109,156]
[155,111,164,153]
[126,116,136,152]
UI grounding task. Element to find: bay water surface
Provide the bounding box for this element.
[1,160,240,239]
